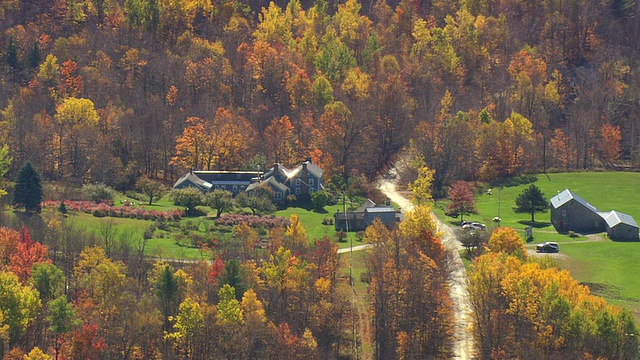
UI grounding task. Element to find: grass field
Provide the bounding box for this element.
[433,171,640,321]
[435,172,640,244]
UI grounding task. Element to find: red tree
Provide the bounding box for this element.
[446,180,478,221]
[8,226,49,283]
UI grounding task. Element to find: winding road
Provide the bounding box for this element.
[377,177,475,360]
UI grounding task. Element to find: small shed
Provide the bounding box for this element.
[550,189,605,234]
[364,207,399,228]
[602,210,639,241]
[334,211,366,232]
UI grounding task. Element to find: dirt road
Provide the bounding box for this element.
[377,179,475,359]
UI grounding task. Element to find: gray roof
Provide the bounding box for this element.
[550,189,600,213]
[365,207,397,213]
[263,163,292,179]
[299,160,324,179]
[173,173,212,189]
[356,199,377,212]
[210,180,251,186]
[601,210,639,229]
[246,176,290,193]
[335,212,365,220]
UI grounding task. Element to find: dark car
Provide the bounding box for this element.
[536,242,559,253]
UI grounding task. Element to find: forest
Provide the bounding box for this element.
[1,0,640,359]
[1,0,640,191]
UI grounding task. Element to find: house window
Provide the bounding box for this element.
[561,210,566,216]
[296,179,301,186]
[309,178,314,187]
[295,188,300,195]
[233,185,238,193]
[275,192,282,200]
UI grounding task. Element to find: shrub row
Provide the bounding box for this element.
[214,213,290,228]
[42,200,184,221]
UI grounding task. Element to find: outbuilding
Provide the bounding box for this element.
[172,172,212,192]
[601,210,640,241]
[550,189,606,234]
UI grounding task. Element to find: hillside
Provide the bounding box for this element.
[1,0,639,192]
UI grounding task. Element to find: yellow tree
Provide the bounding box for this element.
[54,97,99,179]
[408,165,435,205]
[487,227,528,261]
[285,213,308,255]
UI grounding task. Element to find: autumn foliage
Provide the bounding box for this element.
[365,206,454,358]
[468,248,639,359]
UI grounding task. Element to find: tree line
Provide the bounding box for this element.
[1,0,639,193]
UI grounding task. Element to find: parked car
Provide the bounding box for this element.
[536,242,559,253]
[462,222,487,231]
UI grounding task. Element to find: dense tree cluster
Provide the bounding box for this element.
[0,215,361,359]
[365,206,454,358]
[1,0,639,191]
[469,227,640,359]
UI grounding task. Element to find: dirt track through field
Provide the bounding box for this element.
[377,177,475,360]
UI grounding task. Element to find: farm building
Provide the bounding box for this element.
[550,189,606,234]
[550,189,639,241]
[172,159,324,204]
[601,210,640,241]
[334,200,400,232]
[172,172,213,192]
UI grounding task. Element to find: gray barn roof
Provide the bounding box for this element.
[173,173,212,190]
[365,207,397,213]
[602,210,639,229]
[246,176,290,193]
[550,189,600,213]
[356,199,377,212]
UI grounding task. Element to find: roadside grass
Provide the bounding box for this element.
[340,249,373,359]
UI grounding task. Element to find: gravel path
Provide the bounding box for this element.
[377,178,475,360]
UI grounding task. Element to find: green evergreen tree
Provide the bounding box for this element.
[6,36,19,69]
[12,162,43,213]
[514,184,548,223]
[27,41,41,69]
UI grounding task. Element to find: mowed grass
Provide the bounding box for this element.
[433,171,640,321]
[435,172,640,244]
[276,201,367,249]
[52,195,362,259]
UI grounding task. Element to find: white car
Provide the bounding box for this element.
[462,222,487,231]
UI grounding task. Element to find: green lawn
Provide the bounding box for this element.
[433,171,640,322]
[435,172,640,244]
[275,200,367,249]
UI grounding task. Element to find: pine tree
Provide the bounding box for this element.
[514,184,548,223]
[12,162,43,214]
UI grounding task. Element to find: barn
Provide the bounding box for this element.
[550,189,606,234]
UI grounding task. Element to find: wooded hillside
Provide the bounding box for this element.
[1,0,639,192]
